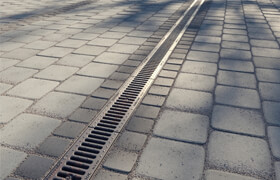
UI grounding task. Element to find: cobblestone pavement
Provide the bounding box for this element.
[0,0,280,179]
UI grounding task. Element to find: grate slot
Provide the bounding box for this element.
[66,161,89,170]
[97,122,116,129]
[105,112,123,119]
[70,156,93,164]
[90,131,111,137]
[110,107,128,112]
[107,110,126,116]
[61,166,85,175]
[57,172,81,180]
[122,92,138,97]
[81,142,103,149]
[78,147,99,154]
[126,86,142,91]
[115,101,132,107]
[94,126,114,133]
[112,104,130,109]
[103,116,121,122]
[74,151,96,159]
[100,120,119,125]
[85,137,106,145]
[120,94,137,100]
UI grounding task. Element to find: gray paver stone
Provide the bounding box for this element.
[101,80,123,90]
[56,39,86,48]
[268,126,280,158]
[194,35,221,44]
[92,88,116,99]
[57,54,94,67]
[154,77,174,87]
[148,85,170,96]
[108,44,139,54]
[34,65,78,81]
[252,47,280,58]
[17,56,58,69]
[220,49,252,61]
[116,131,147,151]
[222,34,248,42]
[69,108,97,123]
[259,82,280,101]
[221,41,250,50]
[82,97,107,110]
[181,60,217,75]
[0,58,20,71]
[24,40,56,50]
[256,68,280,83]
[135,105,160,119]
[253,57,280,70]
[93,169,127,180]
[219,59,254,72]
[2,48,39,60]
[77,62,118,78]
[53,121,85,139]
[0,83,12,94]
[73,45,106,56]
[38,47,73,58]
[250,39,279,48]
[191,42,220,52]
[187,50,219,63]
[94,52,129,65]
[37,136,71,157]
[205,170,259,180]
[142,95,165,107]
[0,67,38,85]
[159,70,177,78]
[88,38,117,46]
[126,117,154,133]
[263,101,280,126]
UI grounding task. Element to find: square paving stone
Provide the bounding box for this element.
[37,136,71,157]
[142,95,165,107]
[154,110,209,144]
[94,52,129,65]
[69,108,97,123]
[30,92,86,118]
[205,170,259,180]
[57,54,94,67]
[137,137,205,180]
[15,155,54,179]
[219,59,254,72]
[208,131,272,179]
[126,117,154,133]
[2,48,39,60]
[181,60,217,75]
[88,38,118,47]
[73,45,106,56]
[93,169,127,180]
[256,68,280,83]
[268,126,280,158]
[0,58,20,71]
[263,101,280,126]
[148,85,170,96]
[252,47,280,58]
[108,44,139,54]
[53,121,85,138]
[34,65,78,81]
[56,39,87,48]
[7,78,59,99]
[175,73,215,92]
[103,148,138,173]
[154,77,174,87]
[82,97,107,110]
[159,70,177,78]
[38,46,74,58]
[0,67,38,85]
[24,40,56,50]
[116,131,147,151]
[259,82,280,101]
[166,88,213,115]
[77,62,118,78]
[276,162,280,180]
[135,105,160,119]
[56,75,104,95]
[17,56,58,69]
[0,96,33,123]
[0,113,60,149]
[92,88,115,99]
[0,147,27,180]
[215,86,260,109]
[217,70,256,89]
[187,50,219,63]
[212,105,265,136]
[220,49,252,61]
[101,80,123,90]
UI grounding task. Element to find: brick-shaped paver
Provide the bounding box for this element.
[142,95,165,107]
[77,62,118,78]
[135,105,160,119]
[0,41,25,51]
[137,137,205,180]
[38,46,73,58]
[268,126,280,158]
[116,131,147,151]
[93,169,127,180]
[56,75,104,95]
[88,38,117,46]
[215,86,260,109]
[191,42,220,52]
[166,88,213,115]
[37,136,71,157]
[34,65,78,81]
[175,73,215,92]
[53,121,85,138]
[212,105,265,136]
[148,85,170,96]
[219,59,254,73]
[108,44,139,54]
[69,108,97,123]
[94,52,129,65]
[263,101,280,126]
[56,39,86,48]
[101,80,122,90]
[0,147,27,180]
[126,117,154,133]
[73,45,106,56]
[57,54,94,67]
[256,68,280,83]
[0,66,38,85]
[181,60,217,75]
[222,41,250,50]
[24,40,56,50]
[222,34,248,42]
[0,58,20,71]
[2,48,39,60]
[187,50,219,63]
[208,131,272,179]
[154,110,209,143]
[253,57,280,70]
[205,170,259,180]
[30,92,86,118]
[250,39,279,48]
[0,113,60,149]
[252,47,280,58]
[82,97,107,110]
[15,155,54,179]
[103,148,138,173]
[92,88,116,99]
[0,83,12,94]
[128,30,154,38]
[217,70,256,89]
[224,29,247,35]
[119,37,147,45]
[259,82,280,101]
[194,35,221,44]
[159,70,177,78]
[7,78,58,99]
[276,162,280,180]
[17,56,58,69]
[0,96,33,123]
[220,49,251,61]
[100,31,126,39]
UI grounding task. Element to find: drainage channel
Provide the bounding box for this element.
[46,0,205,179]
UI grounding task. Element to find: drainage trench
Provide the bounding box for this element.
[46,0,205,179]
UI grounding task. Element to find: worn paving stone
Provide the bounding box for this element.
[208,131,272,179]
[34,65,78,81]
[252,47,280,58]
[0,58,20,71]
[205,170,259,180]
[128,30,154,38]
[135,105,160,119]
[0,96,33,123]
[263,101,280,126]
[159,70,177,78]
[17,56,58,69]
[222,41,250,50]
[191,42,220,52]
[142,95,165,107]
[194,35,221,44]
[77,62,118,78]
[101,80,122,90]
[109,72,130,81]
[73,45,106,56]
[30,92,86,118]
[222,34,248,42]
[94,52,129,65]
[0,41,25,51]
[88,38,117,47]
[93,169,127,180]
[175,73,215,92]
[116,131,147,151]
[217,70,256,89]
[148,85,170,96]
[268,126,280,158]
[137,137,205,180]
[92,88,115,99]
[0,66,38,85]
[219,59,254,73]
[0,83,12,94]
[103,148,138,173]
[253,57,280,70]
[7,78,58,99]
[100,31,126,39]
[215,86,260,109]
[154,110,209,144]
[223,28,247,35]
[69,108,97,123]
[56,39,87,48]
[0,147,27,180]
[0,113,60,149]
[108,43,139,54]
[37,136,71,157]
[259,82,280,101]
[163,64,180,71]
[276,162,280,180]
[57,54,94,67]
[166,88,213,115]
[38,46,73,58]
[187,50,219,63]
[154,77,174,87]
[2,48,39,60]
[24,40,56,50]
[182,60,217,75]
[82,97,107,110]
[15,155,54,179]
[220,49,252,61]
[126,117,154,133]
[256,68,280,83]
[212,105,265,136]
[56,75,104,95]
[250,39,279,48]
[53,121,85,139]
[119,37,147,45]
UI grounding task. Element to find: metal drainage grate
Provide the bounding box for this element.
[46,0,205,179]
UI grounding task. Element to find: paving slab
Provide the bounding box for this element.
[17,56,58,69]
[253,57,280,70]
[256,68,280,83]
[135,105,161,119]
[205,170,259,180]
[187,50,219,63]
[69,108,97,124]
[53,121,85,139]
[73,45,106,56]
[34,65,78,81]
[252,47,280,58]
[56,39,87,48]
[220,49,251,61]
[181,60,217,75]
[56,54,94,67]
[94,52,129,65]
[24,40,56,50]
[137,137,205,180]
[93,169,128,180]
[0,83,12,94]
[194,35,221,44]
[82,97,107,110]
[88,38,118,46]
[267,126,280,158]
[259,82,280,101]
[263,101,280,126]
[1,48,39,60]
[37,136,71,157]
[38,46,74,58]
[0,66,38,85]
[116,131,147,151]
[0,42,25,51]
[219,59,254,73]
[0,58,20,71]
[126,117,154,133]
[108,43,139,54]
[77,62,118,78]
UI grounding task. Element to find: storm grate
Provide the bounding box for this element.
[46,0,205,179]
